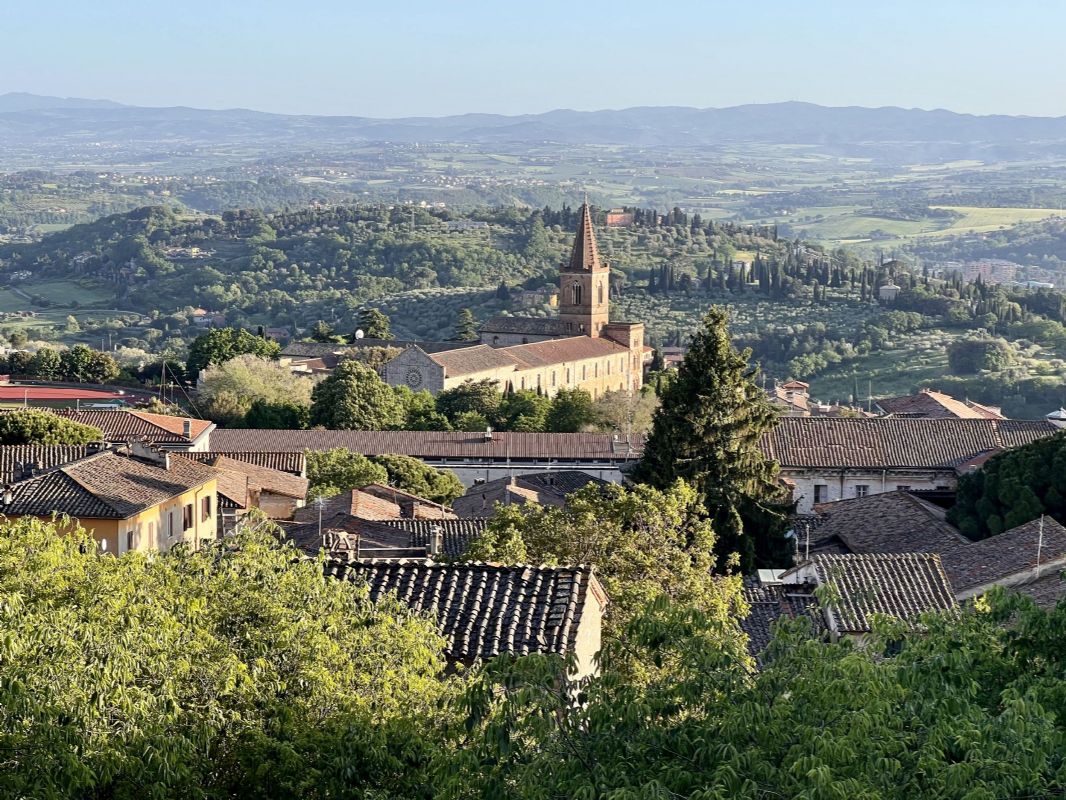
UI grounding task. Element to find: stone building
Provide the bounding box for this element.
[385,202,645,398]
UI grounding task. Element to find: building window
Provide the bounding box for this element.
[183,503,194,531]
[126,530,135,552]
[99,538,107,552]
[936,485,950,490]
[607,361,612,375]
[566,369,571,383]
[579,324,586,333]
[896,485,911,491]
[598,283,604,304]
[594,364,598,378]
[813,484,828,504]
[148,521,155,545]
[855,485,869,498]
[582,365,586,380]
[566,323,573,333]
[522,337,528,344]
[168,513,174,538]
[572,284,582,305]
[520,377,526,390]
[551,371,557,387]
[492,335,499,345]
[201,495,212,522]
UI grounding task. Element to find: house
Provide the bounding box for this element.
[208,429,645,487]
[797,490,1066,607]
[324,559,607,678]
[768,380,811,417]
[605,209,635,227]
[281,515,488,561]
[187,451,306,477]
[424,202,645,393]
[761,417,1059,513]
[293,488,408,524]
[452,470,608,518]
[195,454,307,520]
[0,441,219,555]
[876,388,1006,420]
[51,409,214,451]
[0,444,99,483]
[358,483,456,520]
[742,552,957,654]
[877,282,901,303]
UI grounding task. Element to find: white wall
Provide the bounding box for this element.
[786,469,958,514]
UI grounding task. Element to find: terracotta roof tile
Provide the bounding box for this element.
[324,560,601,662]
[0,444,95,483]
[50,409,212,444]
[428,345,520,378]
[878,389,1005,420]
[186,451,306,475]
[502,336,629,368]
[206,455,308,500]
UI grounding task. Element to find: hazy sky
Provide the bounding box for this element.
[5,0,1065,118]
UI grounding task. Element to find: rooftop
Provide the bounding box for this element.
[762,418,1057,470]
[0,444,96,483]
[479,316,569,337]
[324,560,604,662]
[51,409,213,445]
[564,202,604,273]
[877,389,1006,420]
[1,449,217,519]
[453,470,607,518]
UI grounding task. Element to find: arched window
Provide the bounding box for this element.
[572,283,583,305]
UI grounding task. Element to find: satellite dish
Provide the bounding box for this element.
[354,329,365,339]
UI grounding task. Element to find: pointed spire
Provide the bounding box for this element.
[566,199,603,272]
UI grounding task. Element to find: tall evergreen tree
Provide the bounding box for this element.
[452,308,478,341]
[633,306,791,571]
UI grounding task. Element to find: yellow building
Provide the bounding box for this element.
[0,442,219,554]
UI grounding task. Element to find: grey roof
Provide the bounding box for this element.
[428,344,522,377]
[796,553,957,634]
[480,316,569,337]
[762,418,1058,470]
[740,579,825,663]
[381,517,489,558]
[0,444,95,483]
[282,339,475,359]
[1012,568,1066,608]
[324,560,603,662]
[951,517,1066,592]
[2,451,217,519]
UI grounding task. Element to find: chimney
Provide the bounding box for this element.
[86,440,106,454]
[183,418,193,439]
[2,486,12,506]
[429,525,443,557]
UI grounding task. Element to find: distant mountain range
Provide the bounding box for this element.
[5,91,1066,157]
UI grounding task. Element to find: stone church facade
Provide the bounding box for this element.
[384,203,645,399]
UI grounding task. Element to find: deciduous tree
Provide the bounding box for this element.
[0,409,102,444]
[309,360,404,430]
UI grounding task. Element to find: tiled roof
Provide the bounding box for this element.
[480,316,569,336]
[0,444,94,483]
[1012,569,1066,608]
[282,340,474,358]
[214,469,249,509]
[358,484,456,519]
[503,336,629,368]
[209,429,645,461]
[877,389,1005,420]
[381,517,489,558]
[564,202,604,273]
[796,553,957,634]
[805,491,968,556]
[186,451,306,475]
[453,470,607,518]
[2,451,217,519]
[740,580,825,662]
[762,418,1057,469]
[205,455,308,500]
[428,345,520,378]
[292,489,402,524]
[324,560,602,662]
[799,492,1066,593]
[950,517,1066,592]
[51,409,213,444]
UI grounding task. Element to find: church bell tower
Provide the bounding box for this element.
[558,200,609,337]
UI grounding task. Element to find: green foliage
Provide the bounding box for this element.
[359,307,393,340]
[445,590,1066,799]
[0,408,102,444]
[949,431,1066,538]
[634,306,791,571]
[544,388,596,432]
[0,516,450,798]
[436,379,501,429]
[497,390,551,433]
[452,308,478,341]
[56,344,120,383]
[306,448,388,501]
[310,360,404,430]
[948,336,1015,374]
[465,481,728,648]
[242,398,310,429]
[197,354,315,426]
[370,453,465,505]
[186,327,281,376]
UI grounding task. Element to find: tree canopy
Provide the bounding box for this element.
[634,306,791,571]
[186,327,281,376]
[0,516,450,799]
[197,354,315,426]
[309,360,404,430]
[949,430,1066,538]
[0,408,103,445]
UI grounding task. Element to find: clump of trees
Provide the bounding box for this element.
[197,354,316,427]
[3,344,121,384]
[186,327,281,376]
[0,408,102,444]
[306,447,464,504]
[949,431,1066,538]
[947,337,1015,374]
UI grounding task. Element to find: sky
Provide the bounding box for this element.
[4,0,1066,118]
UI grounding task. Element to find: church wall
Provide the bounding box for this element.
[384,348,446,394]
[479,331,558,347]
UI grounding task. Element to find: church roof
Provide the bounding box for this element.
[565,202,604,273]
[504,336,629,368]
[479,316,569,336]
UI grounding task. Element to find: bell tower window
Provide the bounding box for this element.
[572,283,583,306]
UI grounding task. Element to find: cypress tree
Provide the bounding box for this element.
[633,306,791,571]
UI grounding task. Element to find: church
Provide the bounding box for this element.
[384,202,646,399]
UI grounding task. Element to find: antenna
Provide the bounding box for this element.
[354,329,365,340]
[1037,514,1045,577]
[804,520,810,561]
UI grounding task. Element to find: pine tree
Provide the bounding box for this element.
[452,308,478,341]
[633,307,790,571]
